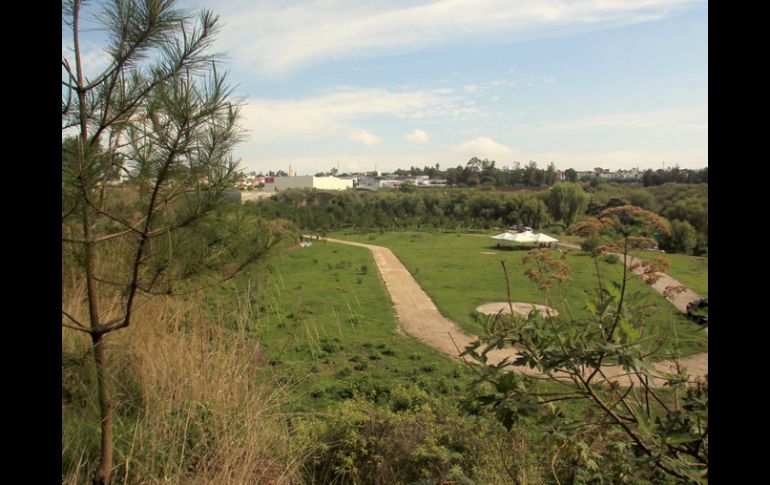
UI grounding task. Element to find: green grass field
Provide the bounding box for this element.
[652,252,708,297]
[328,230,707,358]
[224,242,473,411]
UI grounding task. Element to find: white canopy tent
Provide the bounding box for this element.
[533,233,558,243]
[490,232,521,241]
[490,230,558,246]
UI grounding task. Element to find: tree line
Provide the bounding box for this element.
[248,182,619,234]
[642,166,708,186]
[334,158,708,188]
[400,158,560,187]
[250,181,707,255]
[250,187,555,233]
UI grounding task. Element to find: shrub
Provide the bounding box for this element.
[662,219,697,254]
[320,338,342,354]
[299,387,523,484]
[580,237,602,255]
[336,366,353,378]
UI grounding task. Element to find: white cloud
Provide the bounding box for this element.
[215,0,700,76]
[238,87,467,143]
[62,40,114,81]
[405,129,429,143]
[348,129,382,145]
[450,137,514,158]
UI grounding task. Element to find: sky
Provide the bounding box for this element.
[65,0,708,175]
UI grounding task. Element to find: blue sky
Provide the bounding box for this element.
[66,0,708,175]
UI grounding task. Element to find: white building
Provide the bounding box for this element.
[264,175,353,192]
[356,175,402,190]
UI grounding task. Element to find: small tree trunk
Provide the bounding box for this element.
[91,334,114,485]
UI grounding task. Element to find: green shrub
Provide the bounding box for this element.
[299,387,524,484]
[662,218,697,254]
[320,337,342,353]
[580,237,601,255]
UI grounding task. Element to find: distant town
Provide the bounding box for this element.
[231,159,707,195]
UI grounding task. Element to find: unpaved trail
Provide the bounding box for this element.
[316,237,707,387]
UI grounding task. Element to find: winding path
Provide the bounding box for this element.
[315,237,707,387]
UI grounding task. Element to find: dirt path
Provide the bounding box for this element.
[317,237,707,387]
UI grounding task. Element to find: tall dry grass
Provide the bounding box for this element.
[62,275,312,484]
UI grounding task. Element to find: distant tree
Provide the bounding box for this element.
[625,189,658,212]
[663,219,698,254]
[544,162,557,186]
[698,166,708,183]
[565,168,578,182]
[663,197,708,234]
[466,157,483,172]
[445,165,464,186]
[642,167,707,186]
[524,161,540,186]
[546,182,590,227]
[519,196,551,228]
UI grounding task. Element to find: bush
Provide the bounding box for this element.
[299,386,525,484]
[580,237,601,255]
[662,219,697,254]
[602,253,620,265]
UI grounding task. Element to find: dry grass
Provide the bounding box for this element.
[62,277,312,484]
